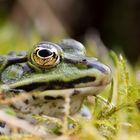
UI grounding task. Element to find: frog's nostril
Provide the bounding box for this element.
[92,62,112,85]
[82,59,87,62]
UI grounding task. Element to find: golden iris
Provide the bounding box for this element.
[31,45,60,68]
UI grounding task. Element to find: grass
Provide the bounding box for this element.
[0,23,140,140]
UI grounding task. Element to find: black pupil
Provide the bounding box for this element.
[38,49,52,57]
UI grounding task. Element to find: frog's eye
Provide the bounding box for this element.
[30,43,63,69]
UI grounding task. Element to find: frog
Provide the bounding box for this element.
[0,39,112,135]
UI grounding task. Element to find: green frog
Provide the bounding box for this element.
[0,39,111,134]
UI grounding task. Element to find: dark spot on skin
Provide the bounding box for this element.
[32,95,37,100]
[44,96,54,100]
[17,116,24,120]
[52,102,57,107]
[10,104,17,109]
[0,95,5,100]
[24,99,29,104]
[49,105,53,109]
[57,96,64,100]
[44,96,64,100]
[39,112,43,115]
[82,59,87,62]
[0,122,5,128]
[58,106,64,109]
[32,113,37,116]
[72,90,80,96]
[9,127,14,133]
[43,101,49,104]
[24,107,29,111]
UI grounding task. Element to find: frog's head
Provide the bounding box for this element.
[1,39,112,96]
[0,39,112,120]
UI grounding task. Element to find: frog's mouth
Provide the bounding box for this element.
[12,76,96,92]
[9,74,111,96]
[37,85,108,97]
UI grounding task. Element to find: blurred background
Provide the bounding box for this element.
[0,0,140,63]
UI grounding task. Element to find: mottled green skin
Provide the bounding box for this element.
[0,39,111,135]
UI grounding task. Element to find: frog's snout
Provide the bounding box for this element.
[92,62,112,86]
[99,63,112,86]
